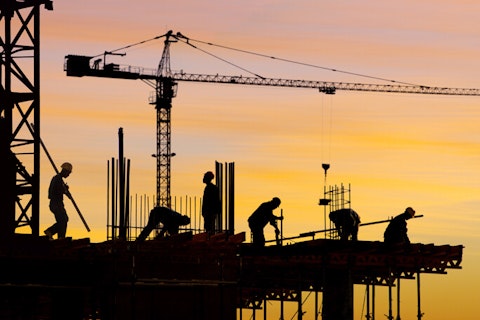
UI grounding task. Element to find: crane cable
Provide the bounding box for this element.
[178,34,426,87]
[92,31,428,88]
[174,34,266,79]
[321,93,333,184]
[91,32,170,58]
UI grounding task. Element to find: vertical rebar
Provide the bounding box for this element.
[106,160,110,240]
[118,128,125,239]
[111,157,116,239]
[125,159,130,240]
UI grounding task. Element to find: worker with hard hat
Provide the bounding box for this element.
[44,162,73,240]
[383,207,416,245]
[248,197,283,247]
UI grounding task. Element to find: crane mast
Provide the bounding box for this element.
[64,35,480,211]
[152,31,177,208]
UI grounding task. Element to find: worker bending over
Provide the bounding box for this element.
[248,197,283,248]
[329,208,361,241]
[384,207,416,245]
[136,206,191,242]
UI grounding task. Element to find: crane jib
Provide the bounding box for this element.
[169,73,480,96]
[64,55,480,96]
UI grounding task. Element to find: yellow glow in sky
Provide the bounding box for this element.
[21,1,480,319]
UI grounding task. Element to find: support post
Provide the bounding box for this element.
[396,277,401,320]
[372,283,375,320]
[417,272,423,320]
[263,297,267,319]
[388,277,393,320]
[297,290,303,320]
[280,291,285,320]
[322,268,353,320]
[366,284,371,320]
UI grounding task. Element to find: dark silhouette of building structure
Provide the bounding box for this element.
[0,233,463,320]
[0,3,466,320]
[0,0,53,237]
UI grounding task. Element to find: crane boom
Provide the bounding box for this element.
[65,56,480,96]
[169,72,480,96]
[64,52,480,211]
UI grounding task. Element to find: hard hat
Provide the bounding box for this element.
[405,207,415,216]
[61,162,73,172]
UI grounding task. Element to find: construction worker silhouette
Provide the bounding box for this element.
[384,207,416,245]
[136,206,191,241]
[202,171,221,235]
[44,162,73,240]
[329,208,361,241]
[248,197,283,247]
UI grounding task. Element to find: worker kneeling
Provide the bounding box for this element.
[136,206,191,242]
[329,208,361,241]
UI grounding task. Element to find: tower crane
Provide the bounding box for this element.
[64,30,480,209]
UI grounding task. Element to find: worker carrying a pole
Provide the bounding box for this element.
[44,162,73,240]
[329,208,361,241]
[201,171,221,235]
[383,207,416,245]
[136,206,191,241]
[248,197,283,248]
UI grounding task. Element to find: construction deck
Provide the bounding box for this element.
[0,233,463,320]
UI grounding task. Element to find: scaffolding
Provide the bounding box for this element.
[319,183,352,239]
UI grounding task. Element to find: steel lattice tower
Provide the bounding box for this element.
[0,0,53,236]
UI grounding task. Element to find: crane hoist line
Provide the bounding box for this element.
[64,33,480,208]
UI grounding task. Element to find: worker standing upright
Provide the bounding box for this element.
[44,162,73,240]
[202,171,221,235]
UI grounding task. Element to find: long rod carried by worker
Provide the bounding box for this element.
[290,215,425,241]
[39,136,91,232]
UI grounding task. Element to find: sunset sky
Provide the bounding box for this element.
[32,1,480,319]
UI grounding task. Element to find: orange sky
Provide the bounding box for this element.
[28,1,480,319]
